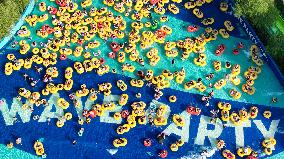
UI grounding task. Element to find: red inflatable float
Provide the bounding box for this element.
[215,44,225,56]
[88,110,97,118]
[77,39,84,45]
[186,106,201,115]
[150,0,161,5]
[143,138,152,147]
[42,25,54,34]
[187,25,199,32]
[97,22,104,29]
[110,42,120,53]
[246,156,258,159]
[158,150,168,158]
[60,54,67,60]
[99,58,105,64]
[237,42,244,49]
[56,0,67,7]
[155,29,167,39]
[121,110,129,118]
[233,48,239,55]
[48,6,58,15]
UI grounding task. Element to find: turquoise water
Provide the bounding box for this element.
[0,144,39,159]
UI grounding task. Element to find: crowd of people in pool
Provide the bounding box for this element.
[1,0,280,158]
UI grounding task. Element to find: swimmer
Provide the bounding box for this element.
[13,116,18,123]
[272,97,278,103]
[23,73,32,81]
[146,82,152,87]
[157,133,166,145]
[16,138,22,145]
[34,66,43,73]
[33,115,40,120]
[31,79,40,87]
[210,109,219,119]
[216,139,225,149]
[78,128,84,137]
[136,93,141,98]
[196,78,202,86]
[46,117,51,125]
[16,96,21,101]
[205,100,210,107]
[125,7,131,16]
[119,43,124,48]
[32,41,37,47]
[225,74,230,80]
[43,74,53,83]
[238,42,244,49]
[172,59,175,65]
[72,140,77,145]
[225,61,231,68]
[93,50,101,57]
[42,99,48,106]
[209,83,213,88]
[209,90,214,97]
[137,58,145,66]
[0,99,4,105]
[197,78,202,83]
[112,69,117,73]
[137,70,144,78]
[206,73,214,80]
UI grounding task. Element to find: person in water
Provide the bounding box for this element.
[272,97,278,103]
[157,133,166,145]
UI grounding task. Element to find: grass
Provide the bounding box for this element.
[0,0,30,39]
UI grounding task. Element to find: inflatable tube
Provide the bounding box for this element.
[186,106,201,115]
[215,44,225,56]
[187,25,199,32]
[172,114,185,127]
[222,150,236,159]
[143,138,152,147]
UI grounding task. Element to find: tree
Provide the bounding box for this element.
[250,5,280,28]
[234,0,271,18]
[266,34,284,73]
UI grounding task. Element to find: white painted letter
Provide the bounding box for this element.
[254,120,280,138]
[100,95,122,124]
[163,111,191,142]
[39,93,64,122]
[195,115,223,146]
[0,98,33,125]
[228,121,251,147]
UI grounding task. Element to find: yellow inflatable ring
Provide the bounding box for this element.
[64,112,72,120]
[56,120,65,128]
[172,114,185,127]
[263,111,272,119]
[170,143,179,151]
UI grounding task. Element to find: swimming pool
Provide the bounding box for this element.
[0,0,284,158]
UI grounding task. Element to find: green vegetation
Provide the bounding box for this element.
[0,0,30,39]
[234,0,284,73]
